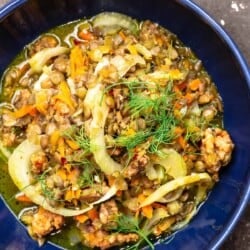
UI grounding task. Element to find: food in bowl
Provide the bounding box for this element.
[0,12,234,249]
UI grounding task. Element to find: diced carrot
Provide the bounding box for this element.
[58,137,65,157]
[141,205,153,219]
[184,93,194,104]
[74,189,82,199]
[65,139,80,150]
[65,189,73,201]
[173,101,182,110]
[70,45,86,79]
[188,78,201,91]
[50,131,61,149]
[87,208,99,221]
[15,193,32,203]
[174,126,184,136]
[53,81,76,110]
[138,193,146,204]
[86,233,96,242]
[13,105,36,119]
[177,135,187,149]
[78,30,94,40]
[56,168,67,180]
[75,214,89,223]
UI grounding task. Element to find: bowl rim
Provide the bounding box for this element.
[0,0,250,249]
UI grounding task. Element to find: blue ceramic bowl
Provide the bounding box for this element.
[0,1,250,249]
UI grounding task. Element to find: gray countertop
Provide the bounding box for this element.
[0,0,249,249]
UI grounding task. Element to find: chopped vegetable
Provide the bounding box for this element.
[85,84,122,175]
[152,148,187,179]
[29,47,69,73]
[140,173,212,207]
[92,12,139,35]
[8,139,118,216]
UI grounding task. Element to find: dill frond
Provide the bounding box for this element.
[149,112,177,153]
[63,126,91,153]
[112,214,154,250]
[78,160,97,188]
[37,169,55,200]
[116,131,151,151]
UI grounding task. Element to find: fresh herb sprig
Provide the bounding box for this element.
[128,82,175,118]
[116,131,151,152]
[63,126,90,153]
[113,214,154,250]
[77,159,99,188]
[148,112,177,153]
[37,169,55,200]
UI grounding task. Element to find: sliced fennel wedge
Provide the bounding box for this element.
[92,12,139,35]
[153,149,187,179]
[8,139,117,216]
[85,84,122,175]
[140,173,212,208]
[29,46,69,73]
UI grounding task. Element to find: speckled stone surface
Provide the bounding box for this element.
[0,0,249,249]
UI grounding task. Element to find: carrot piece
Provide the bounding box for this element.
[65,189,73,201]
[70,45,86,78]
[75,189,81,199]
[58,137,65,157]
[65,139,80,150]
[13,105,36,119]
[78,30,94,40]
[56,168,67,180]
[142,205,153,219]
[174,126,184,136]
[15,193,32,203]
[87,208,99,221]
[86,233,96,242]
[53,81,76,110]
[50,131,61,149]
[177,135,187,149]
[184,93,194,104]
[75,214,89,223]
[188,78,201,91]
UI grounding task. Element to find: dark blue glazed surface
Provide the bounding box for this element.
[0,0,249,249]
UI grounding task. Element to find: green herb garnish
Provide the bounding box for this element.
[113,214,154,250]
[63,126,90,153]
[78,159,98,188]
[38,169,55,200]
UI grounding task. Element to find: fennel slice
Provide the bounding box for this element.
[140,173,212,208]
[8,139,94,216]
